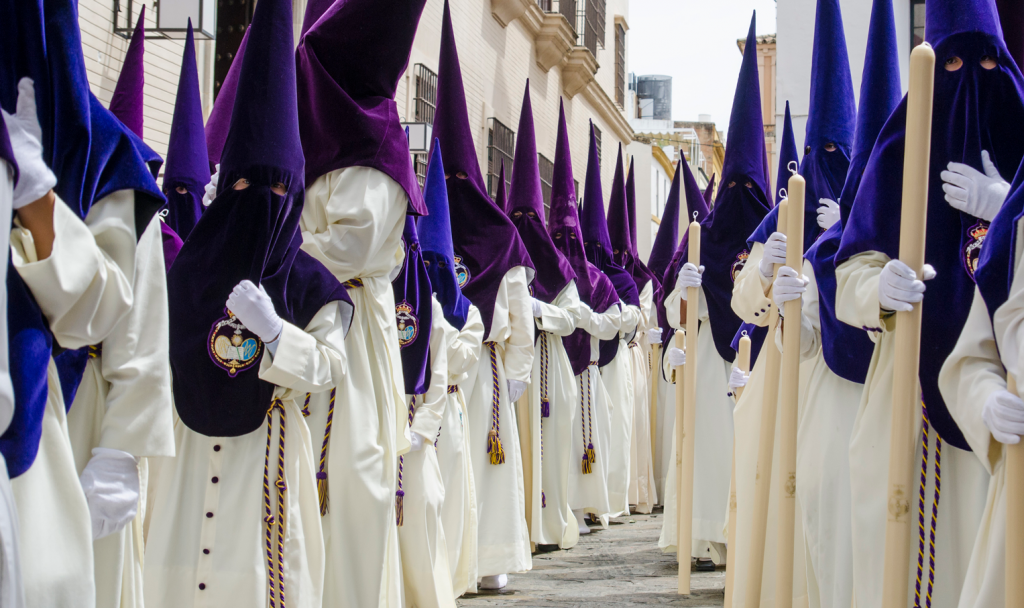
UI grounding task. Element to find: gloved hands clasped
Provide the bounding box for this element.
[878,260,936,313]
[227,280,283,345]
[982,388,1024,445]
[676,263,704,301]
[203,164,221,207]
[646,328,663,344]
[773,266,809,313]
[941,151,1009,222]
[507,379,527,403]
[666,347,686,367]
[80,448,140,540]
[759,232,787,280]
[817,198,840,231]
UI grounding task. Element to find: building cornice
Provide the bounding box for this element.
[581,73,634,143]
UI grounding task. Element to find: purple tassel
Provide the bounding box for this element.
[541,400,550,418]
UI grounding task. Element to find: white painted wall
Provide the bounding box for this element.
[627,140,654,258]
[775,0,910,179]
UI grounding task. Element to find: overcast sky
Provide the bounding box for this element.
[629,0,778,133]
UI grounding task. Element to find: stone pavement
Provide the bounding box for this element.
[458,508,726,607]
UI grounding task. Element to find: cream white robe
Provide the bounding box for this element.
[465,267,534,578]
[0,162,23,608]
[144,305,348,608]
[66,214,174,608]
[299,167,408,608]
[727,243,813,607]
[434,303,483,597]
[654,343,676,504]
[836,251,989,608]
[568,303,621,518]
[603,303,640,517]
[938,288,1011,608]
[527,282,581,548]
[398,294,456,608]
[784,260,859,608]
[656,284,733,563]
[628,281,657,514]
[10,193,139,608]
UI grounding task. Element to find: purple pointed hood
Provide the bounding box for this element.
[163,22,209,240]
[840,0,1024,450]
[296,0,427,214]
[168,0,352,438]
[609,148,657,301]
[647,159,681,281]
[806,0,901,384]
[205,29,248,170]
[433,0,533,337]
[749,100,800,245]
[703,173,716,204]
[418,139,472,329]
[623,158,661,298]
[109,7,145,138]
[549,100,619,375]
[507,82,575,304]
[670,11,772,362]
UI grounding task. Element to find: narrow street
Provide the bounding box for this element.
[458,510,726,607]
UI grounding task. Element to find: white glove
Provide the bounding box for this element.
[80,448,140,540]
[759,232,788,279]
[409,431,427,452]
[226,280,283,343]
[878,260,936,313]
[982,388,1024,445]
[531,298,543,317]
[729,367,750,391]
[202,163,220,207]
[676,263,704,300]
[941,151,1010,222]
[666,347,686,367]
[507,379,527,403]
[647,327,663,343]
[773,266,809,312]
[2,78,56,209]
[817,198,840,231]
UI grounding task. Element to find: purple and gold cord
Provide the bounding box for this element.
[487,343,505,465]
[316,388,336,516]
[263,399,288,608]
[914,403,942,608]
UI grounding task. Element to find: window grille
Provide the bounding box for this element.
[412,153,429,188]
[413,64,438,125]
[537,0,551,10]
[593,125,603,169]
[575,0,605,56]
[615,24,626,108]
[539,153,555,217]
[487,118,515,200]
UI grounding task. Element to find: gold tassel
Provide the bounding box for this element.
[395,490,405,527]
[317,472,329,516]
[488,430,505,465]
[582,453,592,474]
[586,442,596,464]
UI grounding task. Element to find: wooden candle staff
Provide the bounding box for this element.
[651,342,661,475]
[1007,374,1022,605]
[881,42,935,608]
[744,198,788,608]
[724,333,751,608]
[677,215,701,594]
[775,174,805,608]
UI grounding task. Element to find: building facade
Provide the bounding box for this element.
[77,0,635,223]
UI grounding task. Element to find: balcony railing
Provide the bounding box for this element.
[537,0,578,33]
[576,0,605,56]
[413,64,438,126]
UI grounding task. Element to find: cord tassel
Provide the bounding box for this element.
[487,343,504,465]
[397,397,417,527]
[316,389,336,516]
[395,490,405,527]
[582,452,592,474]
[488,429,505,465]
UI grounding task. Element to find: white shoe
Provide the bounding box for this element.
[574,509,591,534]
[479,574,508,590]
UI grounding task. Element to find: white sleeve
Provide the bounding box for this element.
[94,216,174,458]
[940,288,1006,473]
[10,194,135,348]
[446,304,485,380]
[731,242,773,326]
[259,301,348,395]
[579,302,622,340]
[495,267,535,384]
[835,251,890,340]
[535,281,582,337]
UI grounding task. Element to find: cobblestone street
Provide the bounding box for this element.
[458,509,726,607]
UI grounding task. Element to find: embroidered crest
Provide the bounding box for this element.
[454,255,470,288]
[731,249,750,283]
[962,220,989,282]
[208,311,263,376]
[396,301,419,348]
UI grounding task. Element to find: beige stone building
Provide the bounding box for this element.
[737,32,776,191]
[77,0,635,228]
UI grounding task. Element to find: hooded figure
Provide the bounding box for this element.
[506,82,582,551]
[495,160,509,214]
[417,142,484,596]
[432,1,536,587]
[162,21,210,242]
[619,156,661,514]
[703,173,716,205]
[294,0,430,604]
[107,9,145,139]
[649,160,683,352]
[580,141,640,518]
[145,1,354,606]
[835,0,1024,605]
[547,101,620,536]
[205,29,248,171]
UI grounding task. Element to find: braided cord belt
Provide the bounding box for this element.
[539,333,549,507]
[301,393,311,417]
[262,399,288,608]
[316,389,336,516]
[579,366,596,475]
[914,403,942,608]
[396,396,416,526]
[487,343,505,465]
